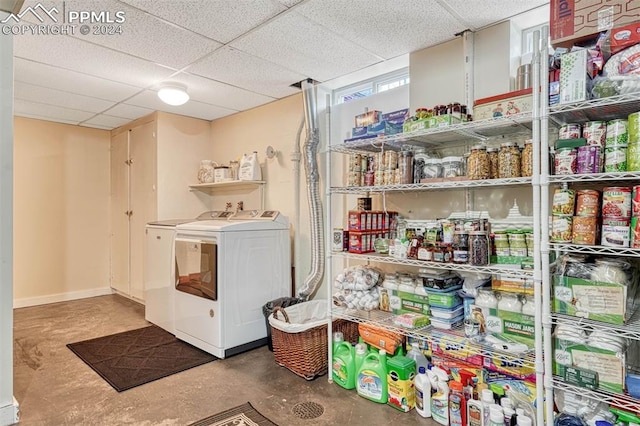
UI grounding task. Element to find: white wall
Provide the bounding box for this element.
[13,118,111,307]
[0,12,16,424]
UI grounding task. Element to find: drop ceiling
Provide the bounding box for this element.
[4,0,549,130]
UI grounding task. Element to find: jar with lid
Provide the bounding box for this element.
[413,151,428,183]
[498,142,521,178]
[497,292,522,313]
[382,274,399,291]
[475,288,498,308]
[467,145,491,180]
[521,296,536,316]
[398,150,414,184]
[469,231,489,266]
[416,108,430,119]
[422,158,443,179]
[432,244,453,263]
[453,231,469,264]
[398,274,417,293]
[487,147,499,179]
[591,258,630,285]
[441,156,464,178]
[521,139,533,177]
[493,232,510,256]
[508,232,528,257]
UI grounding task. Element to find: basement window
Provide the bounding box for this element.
[334,68,409,105]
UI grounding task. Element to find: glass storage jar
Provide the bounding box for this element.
[498,292,522,313]
[453,231,469,264]
[487,147,499,179]
[398,150,414,184]
[423,158,443,179]
[469,231,489,266]
[441,156,464,178]
[521,139,533,177]
[498,142,522,178]
[467,145,491,180]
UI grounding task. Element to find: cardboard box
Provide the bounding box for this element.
[403,118,430,133]
[355,110,382,127]
[389,289,430,315]
[431,331,484,366]
[473,89,533,121]
[431,354,487,384]
[352,126,367,137]
[492,274,534,295]
[550,0,640,47]
[471,304,535,345]
[366,120,403,136]
[482,353,536,380]
[559,49,591,104]
[553,337,625,393]
[382,108,410,124]
[347,210,395,232]
[553,275,629,325]
[347,231,377,254]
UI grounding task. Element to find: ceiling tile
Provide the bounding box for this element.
[187,46,304,98]
[124,90,238,121]
[102,103,154,120]
[230,12,383,82]
[14,31,176,88]
[14,81,116,113]
[294,0,468,59]
[14,58,143,102]
[440,0,549,30]
[164,72,277,111]
[14,113,80,126]
[49,0,223,70]
[14,99,95,123]
[80,114,131,129]
[120,0,286,43]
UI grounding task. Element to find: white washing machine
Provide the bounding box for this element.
[173,210,291,358]
[144,211,234,334]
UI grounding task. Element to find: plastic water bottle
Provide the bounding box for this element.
[414,366,431,418]
[406,344,429,373]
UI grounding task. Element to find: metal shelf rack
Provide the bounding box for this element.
[552,378,640,413]
[330,177,533,194]
[552,310,640,341]
[548,171,640,183]
[549,243,640,258]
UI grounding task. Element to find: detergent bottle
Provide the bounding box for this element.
[386,353,416,412]
[449,380,467,426]
[332,341,356,390]
[239,151,262,181]
[406,343,429,374]
[356,349,388,403]
[481,388,494,425]
[414,366,431,418]
[429,366,450,425]
[354,342,368,372]
[467,398,485,426]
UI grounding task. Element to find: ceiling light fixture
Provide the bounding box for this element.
[157,82,189,106]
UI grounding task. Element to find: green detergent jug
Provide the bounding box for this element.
[356,349,388,403]
[332,341,356,390]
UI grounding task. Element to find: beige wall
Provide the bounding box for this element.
[13,117,111,307]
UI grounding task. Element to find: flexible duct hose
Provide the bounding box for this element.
[297,80,324,300]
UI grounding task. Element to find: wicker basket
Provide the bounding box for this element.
[269,304,358,380]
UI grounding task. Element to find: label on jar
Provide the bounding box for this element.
[601,219,630,247]
[604,145,627,172]
[576,190,600,217]
[417,246,432,261]
[571,216,598,245]
[631,217,640,248]
[555,148,577,175]
[552,188,576,215]
[583,121,606,146]
[453,249,469,263]
[433,249,445,262]
[559,123,581,139]
[576,145,600,174]
[602,187,632,218]
[551,215,573,242]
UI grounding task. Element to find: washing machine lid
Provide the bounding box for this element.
[176,211,289,231]
[147,218,195,227]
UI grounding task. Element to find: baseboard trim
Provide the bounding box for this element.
[0,397,19,426]
[13,287,114,308]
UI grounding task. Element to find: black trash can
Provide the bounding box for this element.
[262,297,304,351]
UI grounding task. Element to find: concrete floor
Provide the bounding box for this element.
[13,294,439,425]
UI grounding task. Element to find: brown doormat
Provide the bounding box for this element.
[188,402,277,426]
[67,325,217,392]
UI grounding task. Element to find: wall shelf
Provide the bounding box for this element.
[188,180,266,192]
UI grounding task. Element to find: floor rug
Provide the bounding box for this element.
[67,325,217,392]
[188,402,277,426]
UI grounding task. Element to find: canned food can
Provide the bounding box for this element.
[576,145,601,174]
[364,171,374,186]
[347,171,361,186]
[332,228,344,251]
[629,112,640,143]
[357,197,372,211]
[575,190,600,216]
[559,123,581,139]
[601,217,630,247]
[631,216,640,248]
[554,147,577,175]
[605,119,628,146]
[349,154,362,171]
[604,144,628,172]
[552,187,576,215]
[633,185,640,216]
[571,216,598,245]
[602,186,632,218]
[628,143,640,171]
[551,215,573,242]
[583,121,606,146]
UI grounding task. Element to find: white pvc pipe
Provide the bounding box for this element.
[531,29,545,426]
[540,25,556,426]
[324,93,334,383]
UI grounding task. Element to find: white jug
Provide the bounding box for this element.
[239,151,262,181]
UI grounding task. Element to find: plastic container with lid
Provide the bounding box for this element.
[442,156,464,178]
[497,292,522,313]
[487,147,499,179]
[521,139,533,177]
[498,142,521,178]
[423,158,443,179]
[467,145,490,180]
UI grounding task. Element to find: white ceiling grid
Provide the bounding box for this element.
[9,0,549,130]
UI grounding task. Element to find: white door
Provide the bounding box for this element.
[145,226,175,333]
[110,130,130,295]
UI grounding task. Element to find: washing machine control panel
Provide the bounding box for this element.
[229,210,280,221]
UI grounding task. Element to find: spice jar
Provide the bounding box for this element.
[521,139,533,177]
[453,231,469,264]
[398,150,414,184]
[467,145,491,180]
[487,147,499,179]
[498,142,522,178]
[469,231,489,266]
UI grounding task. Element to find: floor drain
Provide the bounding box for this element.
[292,401,324,419]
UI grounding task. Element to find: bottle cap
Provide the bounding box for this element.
[418,366,426,374]
[518,415,532,426]
[501,397,513,409]
[490,410,504,423]
[481,389,494,403]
